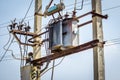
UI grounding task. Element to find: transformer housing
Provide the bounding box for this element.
[62,18,79,48]
[49,20,63,51]
[49,18,79,52]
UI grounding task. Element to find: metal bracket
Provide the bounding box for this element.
[31,39,100,66]
[10,30,37,46]
[92,12,108,19]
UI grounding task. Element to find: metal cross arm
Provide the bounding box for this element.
[77,10,108,28]
[28,30,49,43]
[10,30,37,36]
[31,39,102,66]
[10,30,37,46]
[92,12,108,19]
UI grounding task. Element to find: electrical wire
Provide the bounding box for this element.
[39,28,51,75]
[0,33,9,36]
[0,16,34,29]
[105,38,120,46]
[0,27,25,62]
[0,26,14,62]
[21,0,34,23]
[105,42,120,46]
[103,5,120,11]
[51,60,55,80]
[3,41,26,61]
[11,52,26,60]
[105,38,120,42]
[5,44,26,61]
[0,58,17,62]
[23,34,28,66]
[0,0,34,29]
[18,35,24,67]
[39,38,120,76]
[0,0,120,29]
[0,26,9,29]
[65,1,90,11]
[40,57,65,77]
[40,61,50,74]
[0,36,14,62]
[0,22,10,27]
[1,38,120,62]
[105,38,120,43]
[0,0,90,27]
[66,0,89,7]
[76,0,84,10]
[8,40,27,61]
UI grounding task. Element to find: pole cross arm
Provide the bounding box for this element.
[31,39,102,66]
[91,12,108,19]
[10,30,37,46]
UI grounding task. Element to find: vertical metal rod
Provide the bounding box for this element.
[51,60,55,80]
[92,0,105,80]
[74,0,77,11]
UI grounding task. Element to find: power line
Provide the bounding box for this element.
[0,58,17,62]
[0,0,34,28]
[105,42,120,46]
[0,1,120,28]
[105,38,120,41]
[65,1,91,11]
[21,0,34,23]
[0,22,10,27]
[0,26,8,29]
[0,0,91,27]
[40,57,65,77]
[105,38,120,46]
[66,0,89,7]
[103,5,120,11]
[0,33,9,36]
[0,37,14,62]
[1,42,119,62]
[0,26,14,62]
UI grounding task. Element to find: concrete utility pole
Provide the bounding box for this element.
[92,0,105,80]
[33,0,42,80]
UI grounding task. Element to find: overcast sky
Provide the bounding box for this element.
[0,0,120,80]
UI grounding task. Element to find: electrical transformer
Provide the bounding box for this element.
[49,18,79,52]
[49,20,63,51]
[62,18,79,49]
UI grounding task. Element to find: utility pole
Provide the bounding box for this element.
[33,0,42,80]
[92,0,105,80]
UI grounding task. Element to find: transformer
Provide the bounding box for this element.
[49,18,79,52]
[62,18,79,48]
[49,20,63,51]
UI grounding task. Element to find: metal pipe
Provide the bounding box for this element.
[77,11,92,19]
[78,20,92,28]
[28,30,49,43]
[31,39,100,66]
